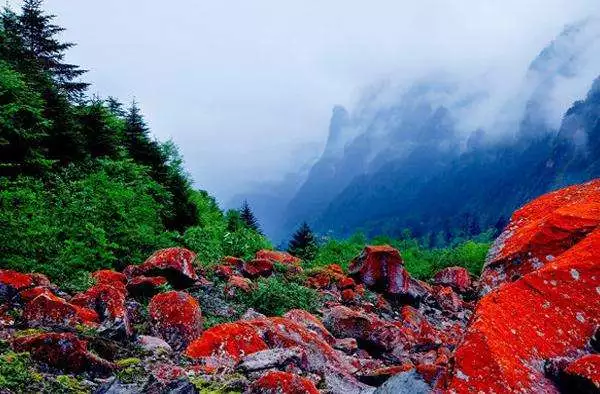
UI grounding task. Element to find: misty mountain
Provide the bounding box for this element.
[251,19,599,243]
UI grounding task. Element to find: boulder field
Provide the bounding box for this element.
[0,179,599,393]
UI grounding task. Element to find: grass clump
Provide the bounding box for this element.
[242,276,320,316]
[0,351,42,392]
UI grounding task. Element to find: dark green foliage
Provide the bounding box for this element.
[18,0,88,98]
[0,351,41,391]
[0,61,50,176]
[243,276,321,316]
[240,200,261,233]
[311,232,490,279]
[287,222,318,262]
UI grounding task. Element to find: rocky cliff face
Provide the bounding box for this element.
[1,179,599,393]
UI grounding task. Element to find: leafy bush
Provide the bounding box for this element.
[0,160,178,287]
[243,276,320,316]
[0,351,41,392]
[309,232,366,270]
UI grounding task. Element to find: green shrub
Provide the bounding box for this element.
[222,227,272,261]
[243,276,320,316]
[309,232,366,270]
[0,351,42,392]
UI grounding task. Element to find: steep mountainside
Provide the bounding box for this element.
[275,19,600,242]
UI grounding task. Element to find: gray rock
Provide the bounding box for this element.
[373,370,430,394]
[237,347,305,372]
[136,335,173,355]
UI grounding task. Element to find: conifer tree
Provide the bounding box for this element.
[287,222,317,262]
[240,200,261,233]
[18,0,88,98]
[78,98,122,159]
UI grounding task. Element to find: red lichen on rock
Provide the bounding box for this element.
[128,247,199,288]
[149,291,203,350]
[92,270,127,285]
[214,264,234,279]
[18,286,55,302]
[241,259,274,278]
[224,275,253,297]
[283,309,335,345]
[255,249,301,266]
[221,256,245,266]
[12,332,114,375]
[432,266,471,293]
[481,179,600,292]
[0,270,35,292]
[337,276,356,290]
[185,322,268,372]
[71,282,131,338]
[23,293,99,329]
[249,370,319,394]
[563,354,600,389]
[447,228,600,393]
[348,245,411,296]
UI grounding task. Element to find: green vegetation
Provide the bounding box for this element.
[310,232,490,279]
[287,221,318,262]
[0,1,270,288]
[0,351,42,392]
[242,276,321,316]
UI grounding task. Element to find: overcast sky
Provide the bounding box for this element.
[7,0,599,202]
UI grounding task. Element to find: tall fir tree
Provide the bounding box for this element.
[287,222,317,262]
[18,0,88,98]
[240,200,261,233]
[77,98,123,159]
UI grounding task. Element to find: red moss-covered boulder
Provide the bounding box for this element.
[221,256,245,266]
[92,269,127,285]
[432,266,471,293]
[18,286,55,302]
[12,332,114,375]
[128,247,199,288]
[0,270,49,301]
[224,275,253,297]
[149,291,203,350]
[560,354,600,392]
[214,264,234,279]
[241,259,274,278]
[432,286,465,313]
[481,178,600,293]
[23,293,99,329]
[283,309,335,345]
[447,228,600,393]
[249,371,319,394]
[255,249,301,266]
[126,275,167,297]
[185,322,268,372]
[71,283,131,339]
[348,245,411,297]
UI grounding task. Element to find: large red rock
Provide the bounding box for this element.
[12,333,114,375]
[481,178,600,293]
[447,227,600,392]
[185,322,268,372]
[0,270,49,301]
[92,270,127,285]
[255,249,301,266]
[241,259,274,278]
[23,293,99,329]
[561,354,600,391]
[149,291,203,350]
[249,371,319,394]
[127,247,198,288]
[348,245,411,297]
[283,309,336,345]
[71,283,131,339]
[432,266,472,293]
